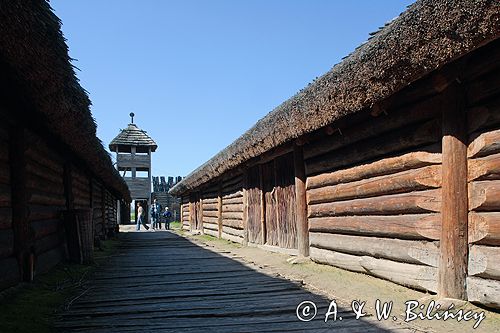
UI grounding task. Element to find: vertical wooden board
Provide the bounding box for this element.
[247,165,262,244]
[262,160,278,246]
[275,153,297,249]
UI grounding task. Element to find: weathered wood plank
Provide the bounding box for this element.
[469,245,500,280]
[467,277,500,309]
[468,153,500,181]
[468,128,500,158]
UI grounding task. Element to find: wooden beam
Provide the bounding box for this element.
[259,164,266,245]
[242,170,249,246]
[438,83,468,300]
[294,144,309,257]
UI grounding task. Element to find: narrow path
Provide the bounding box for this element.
[56,231,394,332]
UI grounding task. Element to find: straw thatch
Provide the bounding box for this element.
[0,0,130,201]
[170,0,500,196]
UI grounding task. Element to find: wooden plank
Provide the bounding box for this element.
[221,203,243,212]
[305,119,441,176]
[203,222,218,231]
[310,233,438,267]
[469,212,500,245]
[309,214,440,240]
[203,210,218,218]
[202,216,218,224]
[308,189,441,217]
[438,83,468,300]
[469,245,500,280]
[307,165,441,204]
[221,219,243,229]
[203,228,218,238]
[468,128,500,158]
[222,191,243,200]
[306,151,441,190]
[467,277,500,309]
[222,226,244,237]
[221,211,243,220]
[217,185,222,238]
[294,145,309,257]
[469,180,500,211]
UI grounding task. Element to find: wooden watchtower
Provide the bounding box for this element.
[109,113,157,222]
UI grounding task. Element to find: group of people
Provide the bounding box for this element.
[136,198,172,231]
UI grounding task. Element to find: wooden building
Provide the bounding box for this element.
[0,1,130,290]
[171,0,500,309]
[109,114,157,223]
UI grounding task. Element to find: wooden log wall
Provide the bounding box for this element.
[181,195,190,231]
[0,122,18,289]
[465,41,500,309]
[220,174,244,244]
[305,92,443,293]
[104,188,118,237]
[92,180,105,240]
[72,165,91,209]
[201,186,219,237]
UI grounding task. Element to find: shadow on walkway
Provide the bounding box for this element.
[56,231,393,332]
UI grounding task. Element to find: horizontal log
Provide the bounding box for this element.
[222,196,243,205]
[305,119,441,176]
[307,165,441,204]
[469,181,500,211]
[26,178,65,196]
[28,205,61,222]
[0,229,14,258]
[222,226,244,237]
[308,214,440,240]
[221,218,243,229]
[0,257,20,290]
[222,211,243,220]
[469,212,500,245]
[466,67,500,106]
[469,245,500,280]
[310,247,367,273]
[304,96,441,160]
[202,203,218,211]
[25,161,63,186]
[468,129,500,158]
[202,210,218,218]
[468,153,500,181]
[222,191,243,200]
[222,203,244,213]
[309,233,438,267]
[222,174,243,189]
[203,222,219,231]
[203,228,218,238]
[467,99,500,134]
[221,232,243,244]
[203,216,218,224]
[359,256,437,292]
[306,151,442,190]
[308,189,441,217]
[467,277,500,309]
[25,147,63,174]
[201,197,218,204]
[182,225,190,231]
[29,192,66,206]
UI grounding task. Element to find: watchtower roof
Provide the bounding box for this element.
[109,123,158,153]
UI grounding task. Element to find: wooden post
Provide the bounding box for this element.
[217,184,222,238]
[63,162,74,211]
[199,194,204,235]
[259,164,266,245]
[438,83,468,300]
[294,144,309,257]
[188,198,194,232]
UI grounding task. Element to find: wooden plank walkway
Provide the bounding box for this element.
[55,231,394,332]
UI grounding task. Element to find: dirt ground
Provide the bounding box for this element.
[154,228,500,333]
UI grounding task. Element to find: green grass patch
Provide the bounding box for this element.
[169,221,181,229]
[0,238,120,333]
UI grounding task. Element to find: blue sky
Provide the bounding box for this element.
[51,0,414,178]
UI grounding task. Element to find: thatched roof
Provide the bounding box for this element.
[170,0,500,196]
[0,0,130,201]
[109,123,158,153]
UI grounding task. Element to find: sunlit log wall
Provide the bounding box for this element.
[220,174,244,244]
[465,41,500,309]
[181,195,190,231]
[201,185,219,238]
